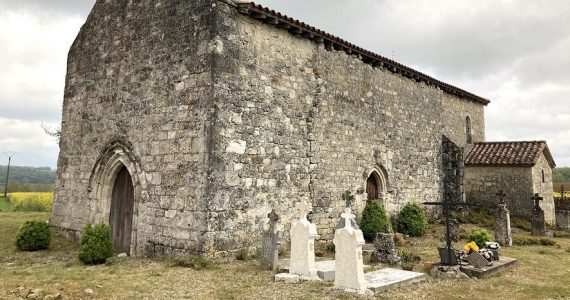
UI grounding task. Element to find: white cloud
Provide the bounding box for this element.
[0,0,568,167]
[0,10,84,167]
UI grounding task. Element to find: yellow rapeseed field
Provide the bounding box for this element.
[7,192,53,212]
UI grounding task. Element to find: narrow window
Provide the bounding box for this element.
[542,170,545,183]
[465,116,472,144]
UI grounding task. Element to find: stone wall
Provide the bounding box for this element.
[212,2,485,245]
[52,0,488,258]
[465,155,555,225]
[465,166,533,219]
[51,0,220,256]
[531,154,555,224]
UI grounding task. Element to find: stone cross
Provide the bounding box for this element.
[531,193,546,236]
[260,209,283,270]
[289,200,319,277]
[496,190,507,205]
[333,208,366,292]
[532,193,543,208]
[295,200,311,221]
[423,199,468,266]
[340,208,355,228]
[495,190,512,247]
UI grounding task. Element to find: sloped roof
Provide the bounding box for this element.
[465,141,556,168]
[233,1,490,106]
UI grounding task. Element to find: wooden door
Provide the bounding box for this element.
[109,166,134,255]
[367,175,379,200]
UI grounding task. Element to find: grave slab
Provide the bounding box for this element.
[460,257,517,278]
[364,268,427,293]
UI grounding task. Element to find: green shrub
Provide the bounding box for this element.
[78,224,114,265]
[16,220,51,251]
[173,255,217,270]
[397,203,428,237]
[360,200,390,241]
[512,236,556,246]
[467,229,493,248]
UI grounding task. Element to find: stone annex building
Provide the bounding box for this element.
[52,0,494,258]
[465,141,556,224]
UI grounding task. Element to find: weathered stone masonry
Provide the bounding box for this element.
[52,0,487,258]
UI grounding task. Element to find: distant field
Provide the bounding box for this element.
[0,197,13,212]
[6,192,53,212]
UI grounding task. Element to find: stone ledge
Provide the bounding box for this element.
[274,273,322,283]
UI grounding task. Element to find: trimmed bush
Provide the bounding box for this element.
[16,220,51,251]
[360,199,390,241]
[78,224,114,265]
[397,203,428,237]
[467,228,493,248]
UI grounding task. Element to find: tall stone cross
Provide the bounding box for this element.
[290,200,319,277]
[333,207,366,292]
[531,193,546,236]
[424,198,468,266]
[497,190,507,205]
[260,209,283,270]
[532,193,543,208]
[495,189,512,247]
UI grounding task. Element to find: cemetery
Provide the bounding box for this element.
[3,192,570,299]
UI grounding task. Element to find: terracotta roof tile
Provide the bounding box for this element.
[233,1,490,106]
[465,141,556,168]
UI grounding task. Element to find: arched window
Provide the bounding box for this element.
[465,116,473,144]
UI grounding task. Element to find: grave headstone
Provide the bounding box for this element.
[333,208,366,292]
[290,200,319,277]
[466,252,492,269]
[495,190,512,246]
[371,232,400,264]
[260,209,284,270]
[531,193,546,236]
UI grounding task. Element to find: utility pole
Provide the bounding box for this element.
[3,152,16,198]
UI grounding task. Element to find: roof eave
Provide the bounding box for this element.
[234,1,491,106]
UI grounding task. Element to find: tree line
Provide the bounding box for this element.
[0,165,55,193]
[553,167,570,182]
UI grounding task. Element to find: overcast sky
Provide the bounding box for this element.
[0,0,568,168]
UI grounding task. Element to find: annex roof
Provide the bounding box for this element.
[232,1,491,106]
[465,141,556,168]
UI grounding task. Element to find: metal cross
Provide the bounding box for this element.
[340,208,356,229]
[294,201,311,221]
[424,198,468,266]
[496,190,507,205]
[531,193,543,208]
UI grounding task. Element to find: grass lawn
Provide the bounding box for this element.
[1,212,570,299]
[0,196,13,212]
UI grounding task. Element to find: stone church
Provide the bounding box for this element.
[51,0,489,258]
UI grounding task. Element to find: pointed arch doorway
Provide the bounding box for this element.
[109,165,134,254]
[367,171,381,201]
